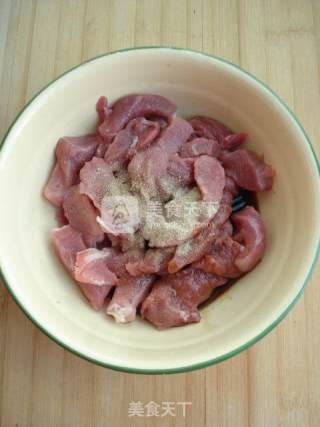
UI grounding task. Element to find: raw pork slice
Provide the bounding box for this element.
[51,225,86,273]
[77,282,113,310]
[51,226,112,310]
[189,116,231,144]
[126,247,175,276]
[167,154,194,187]
[232,206,266,272]
[104,118,161,170]
[128,117,160,149]
[104,126,137,170]
[168,204,232,273]
[107,275,155,323]
[180,137,221,158]
[222,149,274,191]
[55,135,98,186]
[63,185,104,246]
[157,116,193,155]
[75,246,143,279]
[194,155,225,203]
[223,133,247,151]
[44,164,69,207]
[99,94,177,142]
[193,236,243,278]
[141,268,226,329]
[96,96,112,123]
[79,157,113,209]
[74,248,118,286]
[128,144,169,198]
[106,247,144,277]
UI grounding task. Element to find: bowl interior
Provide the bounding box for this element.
[0,48,319,373]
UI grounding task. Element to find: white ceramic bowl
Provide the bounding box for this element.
[0,47,319,374]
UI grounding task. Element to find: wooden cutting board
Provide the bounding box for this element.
[0,1,319,426]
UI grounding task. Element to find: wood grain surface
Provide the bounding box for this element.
[0,1,320,426]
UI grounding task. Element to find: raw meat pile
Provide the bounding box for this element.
[44,94,275,329]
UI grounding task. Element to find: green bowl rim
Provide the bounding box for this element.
[0,46,319,375]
